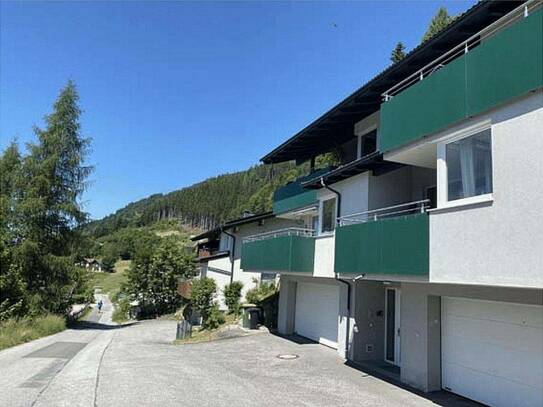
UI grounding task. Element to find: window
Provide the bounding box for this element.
[445,129,492,202]
[321,197,336,234]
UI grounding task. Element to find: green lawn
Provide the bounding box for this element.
[174,313,239,345]
[90,260,130,295]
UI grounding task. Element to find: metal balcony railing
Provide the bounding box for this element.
[382,0,541,101]
[242,228,316,243]
[338,199,430,227]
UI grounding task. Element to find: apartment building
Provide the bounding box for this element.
[239,1,543,406]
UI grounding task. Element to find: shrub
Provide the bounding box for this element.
[0,314,66,351]
[223,281,243,315]
[191,277,217,323]
[246,281,277,304]
[112,296,131,323]
[203,304,225,330]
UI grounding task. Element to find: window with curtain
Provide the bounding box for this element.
[321,198,336,233]
[446,129,492,201]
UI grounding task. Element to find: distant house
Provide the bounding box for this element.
[80,258,103,273]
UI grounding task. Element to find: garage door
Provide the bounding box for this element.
[295,282,339,348]
[442,297,543,407]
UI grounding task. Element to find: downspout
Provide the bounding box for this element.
[222,228,236,284]
[320,177,351,357]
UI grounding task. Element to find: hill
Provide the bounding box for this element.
[84,161,310,238]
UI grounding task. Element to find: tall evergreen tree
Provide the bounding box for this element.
[12,81,93,315]
[390,42,406,63]
[422,7,453,42]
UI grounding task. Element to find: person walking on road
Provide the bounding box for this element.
[97,299,103,313]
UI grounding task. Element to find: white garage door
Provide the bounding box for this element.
[295,282,339,349]
[442,297,543,407]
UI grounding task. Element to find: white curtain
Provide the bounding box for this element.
[459,138,475,198]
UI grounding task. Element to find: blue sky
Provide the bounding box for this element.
[0,0,474,220]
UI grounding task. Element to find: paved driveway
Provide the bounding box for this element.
[0,311,477,407]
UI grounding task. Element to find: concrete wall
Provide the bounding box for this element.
[319,172,369,218]
[313,235,335,278]
[400,282,543,392]
[430,91,543,288]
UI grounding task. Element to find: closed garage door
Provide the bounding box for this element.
[295,282,339,348]
[442,297,543,407]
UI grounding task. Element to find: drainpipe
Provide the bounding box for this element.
[319,176,351,356]
[222,228,236,284]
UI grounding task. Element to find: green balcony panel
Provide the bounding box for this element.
[241,235,315,273]
[273,190,317,215]
[335,213,429,276]
[380,9,543,152]
[272,167,332,215]
[466,8,543,116]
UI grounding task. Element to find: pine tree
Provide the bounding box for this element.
[390,42,406,64]
[422,7,453,43]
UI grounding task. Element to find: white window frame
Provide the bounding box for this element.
[356,124,378,159]
[436,120,493,209]
[318,194,337,236]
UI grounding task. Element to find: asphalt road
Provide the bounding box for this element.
[0,296,477,407]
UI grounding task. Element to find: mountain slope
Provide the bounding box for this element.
[84,162,306,238]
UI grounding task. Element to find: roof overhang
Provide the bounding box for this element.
[261,1,523,164]
[302,153,404,189]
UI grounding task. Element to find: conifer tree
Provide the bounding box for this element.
[422,7,453,42]
[390,42,406,64]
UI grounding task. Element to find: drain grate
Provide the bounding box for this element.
[276,354,299,360]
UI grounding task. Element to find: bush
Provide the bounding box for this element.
[0,314,66,351]
[112,296,131,323]
[203,304,225,330]
[191,277,217,324]
[223,281,243,315]
[245,281,277,304]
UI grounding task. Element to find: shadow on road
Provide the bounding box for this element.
[69,320,140,331]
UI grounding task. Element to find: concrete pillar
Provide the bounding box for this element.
[277,277,296,335]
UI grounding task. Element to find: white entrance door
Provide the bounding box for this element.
[295,282,339,349]
[442,297,543,407]
[385,288,401,365]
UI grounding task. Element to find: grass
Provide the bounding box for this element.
[90,259,130,295]
[173,313,239,345]
[0,314,66,351]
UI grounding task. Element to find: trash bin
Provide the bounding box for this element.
[242,307,260,330]
[176,320,192,339]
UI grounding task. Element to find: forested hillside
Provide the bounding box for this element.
[84,161,313,238]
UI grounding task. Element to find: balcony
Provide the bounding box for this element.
[240,228,315,273]
[380,2,543,152]
[335,200,430,276]
[273,167,333,215]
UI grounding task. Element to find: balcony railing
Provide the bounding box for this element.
[382,0,540,101]
[338,199,430,226]
[242,228,316,243]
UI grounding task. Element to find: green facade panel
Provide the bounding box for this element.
[334,214,429,276]
[241,235,315,273]
[380,9,543,152]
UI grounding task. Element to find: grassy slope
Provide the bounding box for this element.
[0,315,66,351]
[90,260,130,296]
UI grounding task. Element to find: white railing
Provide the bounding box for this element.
[338,199,430,226]
[243,228,316,243]
[382,0,541,101]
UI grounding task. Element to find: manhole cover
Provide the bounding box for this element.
[276,354,299,360]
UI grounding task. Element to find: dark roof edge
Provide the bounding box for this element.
[260,1,520,164]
